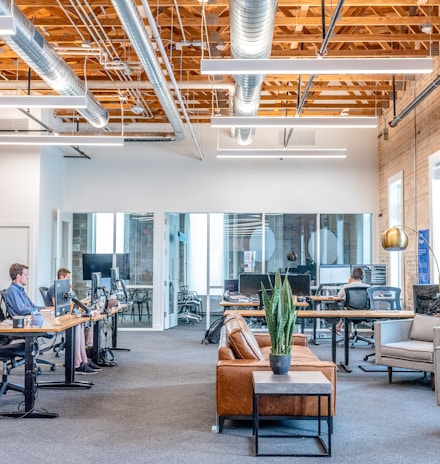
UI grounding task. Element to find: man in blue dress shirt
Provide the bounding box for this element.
[4,263,44,316]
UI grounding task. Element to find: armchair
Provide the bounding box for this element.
[375,314,440,388]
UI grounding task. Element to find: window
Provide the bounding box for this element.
[430,152,440,284]
[388,172,403,287]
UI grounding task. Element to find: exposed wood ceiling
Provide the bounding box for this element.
[0,0,439,136]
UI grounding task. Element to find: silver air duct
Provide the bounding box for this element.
[0,0,109,128]
[111,0,185,141]
[230,0,277,145]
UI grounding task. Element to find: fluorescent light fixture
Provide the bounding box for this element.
[0,15,15,35]
[0,134,124,146]
[217,148,347,159]
[211,116,378,129]
[0,95,88,109]
[201,57,433,75]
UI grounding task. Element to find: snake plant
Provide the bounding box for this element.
[261,270,298,355]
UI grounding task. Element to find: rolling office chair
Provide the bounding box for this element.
[0,289,56,372]
[367,286,402,311]
[344,286,374,348]
[362,286,402,362]
[0,338,26,396]
[39,285,65,357]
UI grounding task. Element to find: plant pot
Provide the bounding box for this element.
[269,353,291,375]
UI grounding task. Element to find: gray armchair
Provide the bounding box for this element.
[436,346,440,405]
[374,314,440,388]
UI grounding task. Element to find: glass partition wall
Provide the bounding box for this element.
[71,212,373,330]
[72,213,154,329]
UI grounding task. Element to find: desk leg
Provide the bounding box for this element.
[0,336,58,418]
[338,321,352,373]
[331,319,337,363]
[111,312,130,352]
[310,301,320,345]
[38,326,93,389]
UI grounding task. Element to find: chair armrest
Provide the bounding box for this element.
[435,346,440,406]
[374,319,413,345]
[433,326,440,348]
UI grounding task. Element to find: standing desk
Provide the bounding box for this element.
[0,313,92,418]
[90,304,127,366]
[224,309,414,371]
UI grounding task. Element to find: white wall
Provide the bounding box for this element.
[63,125,378,214]
[0,146,42,299]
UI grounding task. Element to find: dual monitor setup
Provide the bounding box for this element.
[232,264,387,299]
[53,271,109,317]
[54,252,130,317]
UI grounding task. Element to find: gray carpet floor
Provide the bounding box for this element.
[1,321,440,463]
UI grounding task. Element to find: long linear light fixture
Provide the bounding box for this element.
[201,58,433,75]
[211,116,378,129]
[0,134,124,146]
[0,15,16,35]
[0,95,88,109]
[217,148,347,159]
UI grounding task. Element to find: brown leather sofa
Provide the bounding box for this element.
[216,312,337,432]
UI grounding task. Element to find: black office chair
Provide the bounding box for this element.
[344,286,374,347]
[0,289,56,372]
[39,286,51,307]
[0,338,25,396]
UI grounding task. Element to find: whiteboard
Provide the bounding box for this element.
[0,226,30,291]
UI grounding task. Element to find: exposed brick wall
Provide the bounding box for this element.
[378,57,440,307]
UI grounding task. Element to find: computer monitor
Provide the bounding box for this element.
[351,264,387,285]
[319,265,351,285]
[91,271,103,306]
[288,274,311,297]
[82,253,130,281]
[224,279,239,292]
[239,273,271,296]
[413,284,440,314]
[110,267,120,293]
[82,253,112,280]
[54,278,71,317]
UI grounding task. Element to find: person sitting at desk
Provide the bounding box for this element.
[47,268,101,375]
[4,263,44,316]
[336,267,370,333]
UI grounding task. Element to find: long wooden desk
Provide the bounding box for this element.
[0,312,91,418]
[224,309,415,371]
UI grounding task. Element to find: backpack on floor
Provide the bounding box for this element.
[201,316,225,345]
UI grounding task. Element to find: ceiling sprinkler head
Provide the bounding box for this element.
[131,104,144,115]
[421,23,433,34]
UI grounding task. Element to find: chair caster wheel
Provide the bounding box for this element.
[50,365,56,371]
[363,356,368,361]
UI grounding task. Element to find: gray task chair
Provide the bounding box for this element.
[367,286,402,310]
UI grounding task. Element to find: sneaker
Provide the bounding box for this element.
[75,362,97,375]
[87,359,103,371]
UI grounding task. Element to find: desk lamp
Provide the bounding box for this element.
[382,225,440,286]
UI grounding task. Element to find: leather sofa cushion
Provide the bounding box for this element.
[409,314,440,342]
[381,340,434,362]
[224,313,264,360]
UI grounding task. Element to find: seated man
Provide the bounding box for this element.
[4,263,44,316]
[47,268,101,374]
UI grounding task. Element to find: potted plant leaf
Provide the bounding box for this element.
[261,270,298,375]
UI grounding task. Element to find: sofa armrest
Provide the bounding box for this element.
[374,319,413,345]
